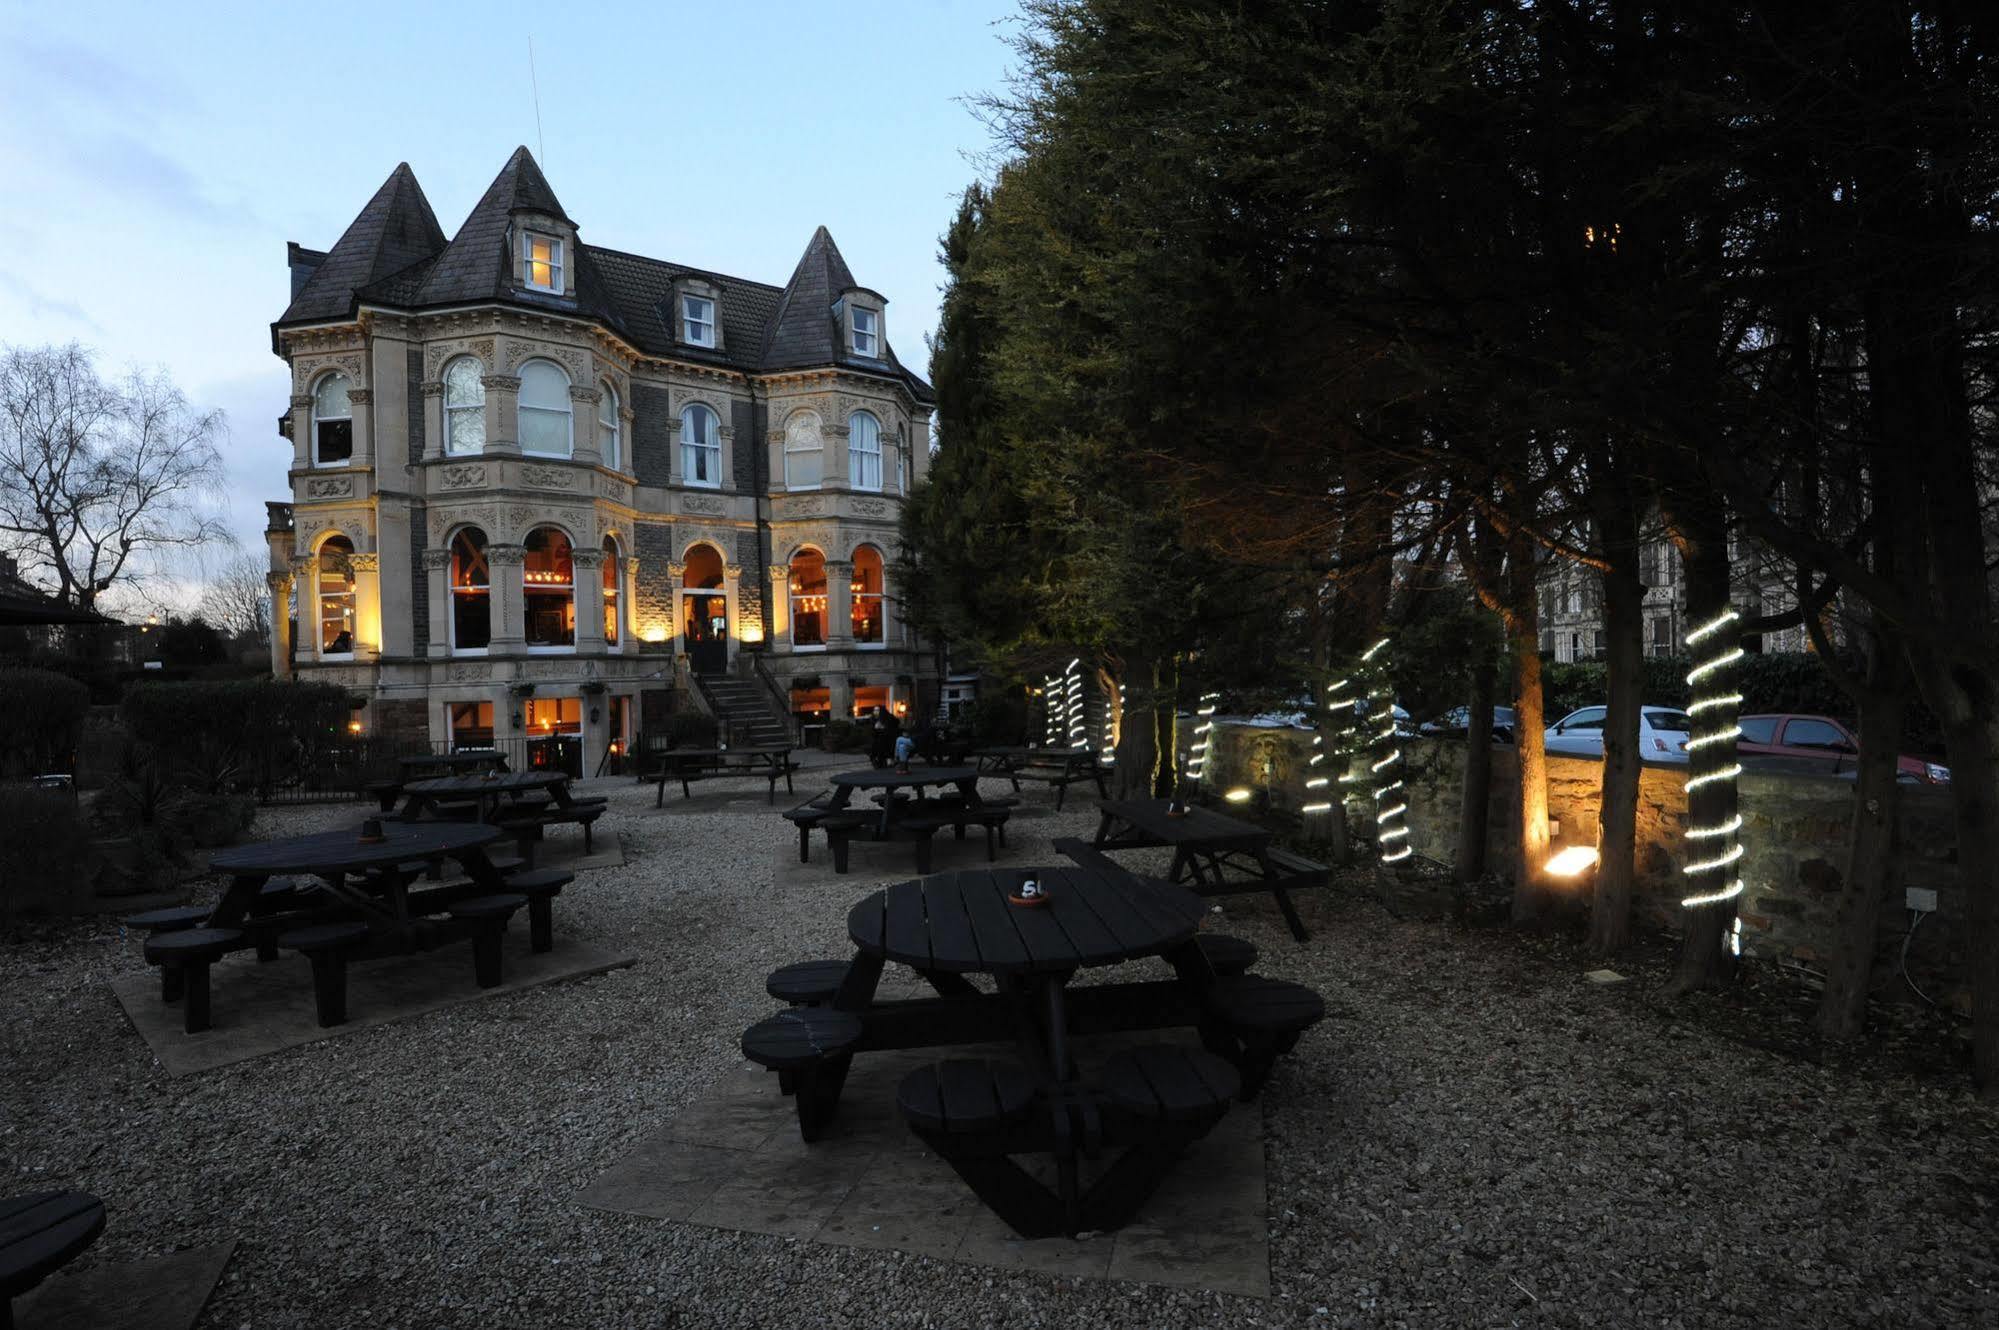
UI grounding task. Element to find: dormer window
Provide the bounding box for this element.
[524,232,564,292]
[682,295,716,347]
[851,306,880,357]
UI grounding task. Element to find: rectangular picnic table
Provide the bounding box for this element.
[972,746,1108,809]
[651,746,795,807]
[1091,798,1323,941]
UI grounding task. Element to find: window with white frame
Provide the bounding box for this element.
[682,295,716,347]
[518,360,572,457]
[681,404,721,487]
[523,526,576,649]
[784,412,822,490]
[443,358,485,455]
[851,306,879,357]
[895,438,906,492]
[601,536,622,647]
[851,545,885,645]
[848,411,882,491]
[312,372,353,466]
[450,527,490,652]
[524,232,563,292]
[317,536,356,656]
[597,383,620,469]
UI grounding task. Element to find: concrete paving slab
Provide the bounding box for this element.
[111,939,635,1076]
[581,1033,1271,1296]
[14,1239,235,1330]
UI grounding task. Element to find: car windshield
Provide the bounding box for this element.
[1645,710,1693,733]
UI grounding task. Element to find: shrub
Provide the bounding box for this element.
[0,786,93,918]
[0,668,90,777]
[822,719,870,752]
[960,694,1028,747]
[161,790,257,848]
[122,679,351,795]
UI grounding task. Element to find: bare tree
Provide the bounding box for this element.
[0,343,228,610]
[198,550,273,648]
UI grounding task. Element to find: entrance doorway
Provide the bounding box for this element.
[683,593,728,674]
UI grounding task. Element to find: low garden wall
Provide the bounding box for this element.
[1200,723,1967,1009]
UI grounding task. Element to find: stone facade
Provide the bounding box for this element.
[265,150,937,772]
[1200,725,1968,1010]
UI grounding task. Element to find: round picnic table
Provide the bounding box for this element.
[825,766,982,835]
[1,1190,105,1322]
[402,769,570,820]
[205,819,507,940]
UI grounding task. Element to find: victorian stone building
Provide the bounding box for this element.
[266,148,936,772]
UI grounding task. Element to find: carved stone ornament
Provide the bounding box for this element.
[440,464,487,489]
[424,338,495,378]
[724,564,744,581]
[486,543,527,565]
[290,393,314,409]
[571,548,604,570]
[522,465,578,490]
[265,571,294,593]
[421,549,453,571]
[599,477,629,501]
[667,563,687,580]
[506,504,540,534]
[421,380,445,397]
[304,476,355,499]
[681,493,728,515]
[768,564,790,582]
[349,553,380,573]
[480,374,521,393]
[783,499,827,517]
[346,388,373,406]
[448,663,487,682]
[851,497,887,517]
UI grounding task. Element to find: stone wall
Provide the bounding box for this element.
[633,521,675,635]
[1202,724,1967,1007]
[633,384,672,489]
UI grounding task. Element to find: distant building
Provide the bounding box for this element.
[265,148,938,771]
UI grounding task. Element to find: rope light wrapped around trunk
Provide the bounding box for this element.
[1680,608,1745,936]
[1361,637,1410,865]
[1302,688,1334,815]
[1184,691,1220,788]
[1062,657,1086,749]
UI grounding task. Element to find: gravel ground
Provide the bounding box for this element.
[5,772,1997,1329]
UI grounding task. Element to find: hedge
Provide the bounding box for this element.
[0,786,92,918]
[0,668,91,777]
[121,679,353,794]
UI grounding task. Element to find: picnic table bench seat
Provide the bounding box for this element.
[447,894,526,988]
[1194,934,1260,978]
[143,928,243,1033]
[897,1058,1036,1135]
[1051,836,1138,881]
[366,778,403,813]
[782,796,836,862]
[502,868,571,953]
[999,755,1107,811]
[1100,1045,1240,1123]
[766,959,850,1006]
[1206,974,1326,1099]
[280,920,370,1027]
[122,904,210,936]
[1,1189,106,1325]
[495,803,605,867]
[741,1007,863,1140]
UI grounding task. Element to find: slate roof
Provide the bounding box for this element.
[276,148,932,402]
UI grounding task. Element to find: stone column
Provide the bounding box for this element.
[581,690,610,779]
[573,547,606,655]
[570,385,603,468]
[487,543,527,651]
[484,374,522,456]
[665,561,685,654]
[350,552,382,660]
[266,571,294,679]
[718,424,737,491]
[723,563,743,667]
[824,421,851,491]
[623,557,641,647]
[665,413,683,486]
[291,554,317,662]
[347,387,374,471]
[290,393,313,470]
[766,428,786,492]
[423,548,453,659]
[830,674,855,722]
[826,559,855,649]
[420,379,444,461]
[767,564,791,643]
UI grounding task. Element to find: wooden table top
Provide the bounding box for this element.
[847,866,1204,975]
[398,750,507,771]
[402,770,569,797]
[209,819,501,877]
[1098,798,1272,849]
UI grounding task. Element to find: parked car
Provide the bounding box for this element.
[1420,706,1517,743]
[1738,713,1950,784]
[1543,705,1694,764]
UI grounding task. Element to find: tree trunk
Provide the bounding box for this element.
[1110,655,1159,800]
[1668,502,1741,992]
[1587,526,1645,957]
[1503,531,1554,924]
[1814,628,1906,1039]
[1455,658,1495,884]
[1152,655,1180,798]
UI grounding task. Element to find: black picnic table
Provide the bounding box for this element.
[652,746,795,807]
[401,769,574,821]
[1092,798,1316,941]
[399,749,510,776]
[2,1190,105,1328]
[827,865,1232,1235]
[825,765,982,836]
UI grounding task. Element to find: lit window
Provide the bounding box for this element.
[784,412,822,490]
[317,536,356,656]
[602,536,622,647]
[789,548,827,649]
[851,306,879,357]
[312,372,352,466]
[523,526,576,649]
[848,411,881,491]
[518,360,572,457]
[525,233,563,292]
[450,527,490,652]
[443,358,485,455]
[681,404,721,487]
[851,545,884,646]
[683,295,716,347]
[597,383,620,469]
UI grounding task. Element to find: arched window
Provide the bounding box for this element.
[597,383,620,470]
[450,527,490,651]
[443,358,485,455]
[317,535,356,656]
[681,403,721,487]
[851,545,884,646]
[788,548,827,648]
[848,411,881,491]
[682,543,725,590]
[518,360,572,457]
[312,372,352,466]
[784,412,822,490]
[523,526,575,648]
[601,536,622,646]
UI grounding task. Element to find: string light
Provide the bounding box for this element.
[1360,638,1408,866]
[1680,606,1746,913]
[1185,691,1220,787]
[1063,658,1086,749]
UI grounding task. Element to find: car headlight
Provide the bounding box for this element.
[1926,762,1950,783]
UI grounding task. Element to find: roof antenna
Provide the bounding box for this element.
[528,38,546,167]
